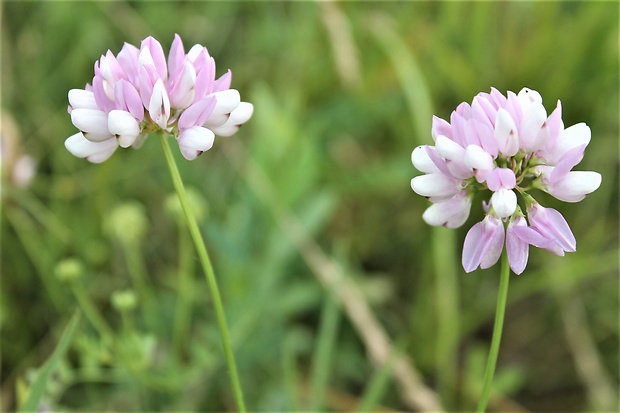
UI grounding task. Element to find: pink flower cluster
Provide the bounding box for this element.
[411,88,601,274]
[65,34,253,162]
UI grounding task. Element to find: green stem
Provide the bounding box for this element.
[476,250,511,413]
[160,134,246,412]
[124,242,158,330]
[70,281,114,344]
[173,223,194,361]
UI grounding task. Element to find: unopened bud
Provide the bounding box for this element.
[106,202,148,245]
[111,290,137,312]
[54,258,83,282]
[165,187,208,223]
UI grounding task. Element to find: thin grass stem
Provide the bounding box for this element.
[160,134,246,412]
[476,250,511,412]
[70,281,114,344]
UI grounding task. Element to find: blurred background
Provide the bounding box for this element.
[1,1,618,412]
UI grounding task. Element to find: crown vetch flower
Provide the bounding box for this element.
[65,34,253,162]
[411,87,601,274]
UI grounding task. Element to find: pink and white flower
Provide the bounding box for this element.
[411,87,601,274]
[65,34,253,162]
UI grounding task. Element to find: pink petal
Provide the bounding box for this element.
[115,79,144,121]
[530,206,576,252]
[168,61,197,109]
[213,69,232,92]
[193,55,216,101]
[462,216,504,273]
[431,115,452,141]
[178,96,217,130]
[548,123,591,165]
[116,42,140,86]
[486,167,516,191]
[140,36,167,80]
[168,34,186,80]
[506,216,529,275]
[549,144,585,184]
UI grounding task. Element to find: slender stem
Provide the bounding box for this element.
[124,242,158,330]
[476,250,511,413]
[160,134,246,412]
[173,223,194,360]
[433,227,459,409]
[70,281,114,344]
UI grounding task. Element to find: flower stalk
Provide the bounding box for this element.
[476,248,511,413]
[160,133,246,412]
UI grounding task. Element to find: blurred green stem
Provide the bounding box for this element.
[309,293,340,411]
[476,250,510,413]
[160,134,246,413]
[70,281,114,344]
[432,227,459,408]
[123,242,157,329]
[173,223,194,360]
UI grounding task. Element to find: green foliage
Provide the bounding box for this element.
[2,1,618,412]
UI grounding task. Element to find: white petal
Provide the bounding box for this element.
[68,89,98,110]
[177,126,215,160]
[494,108,519,157]
[547,171,602,202]
[108,110,141,148]
[210,102,253,137]
[422,193,471,228]
[411,146,439,174]
[65,132,118,163]
[491,188,517,218]
[435,135,464,161]
[70,109,112,142]
[519,102,548,152]
[187,44,207,62]
[148,79,171,129]
[410,173,460,201]
[464,144,494,182]
[204,89,241,127]
[517,88,542,106]
[549,123,591,165]
[435,135,473,179]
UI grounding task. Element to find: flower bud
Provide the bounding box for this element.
[111,290,137,312]
[54,258,84,282]
[106,202,148,245]
[165,187,208,223]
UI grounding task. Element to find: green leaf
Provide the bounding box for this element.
[19,311,81,413]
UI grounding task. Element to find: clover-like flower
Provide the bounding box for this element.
[411,87,601,274]
[65,34,253,162]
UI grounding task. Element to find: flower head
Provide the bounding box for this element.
[65,34,253,162]
[411,88,601,274]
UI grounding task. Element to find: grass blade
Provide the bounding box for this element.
[19,311,81,412]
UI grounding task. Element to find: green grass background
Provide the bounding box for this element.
[1,1,618,412]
